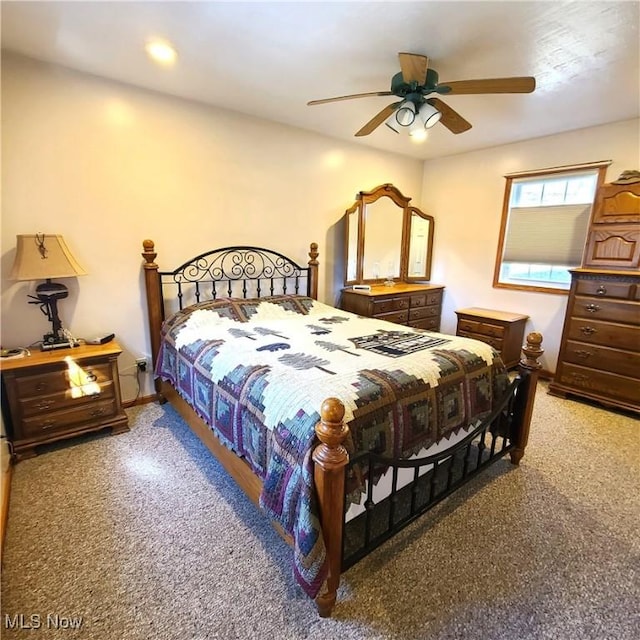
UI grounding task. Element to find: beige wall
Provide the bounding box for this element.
[1,54,424,400]
[2,54,638,398]
[421,118,639,371]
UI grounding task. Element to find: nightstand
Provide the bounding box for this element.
[455,307,529,369]
[1,342,129,460]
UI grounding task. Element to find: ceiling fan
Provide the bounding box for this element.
[307,52,535,137]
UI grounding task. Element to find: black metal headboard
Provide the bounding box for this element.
[142,240,319,366]
[158,245,314,312]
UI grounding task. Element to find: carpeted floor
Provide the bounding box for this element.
[1,382,638,639]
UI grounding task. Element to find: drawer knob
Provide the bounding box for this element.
[35,382,48,392]
[580,326,597,336]
[41,420,57,430]
[90,407,106,417]
[596,285,607,296]
[86,371,98,382]
[35,399,55,411]
[585,304,600,313]
[574,349,593,359]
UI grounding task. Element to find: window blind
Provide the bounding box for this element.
[502,204,591,265]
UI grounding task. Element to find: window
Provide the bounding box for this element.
[494,163,609,293]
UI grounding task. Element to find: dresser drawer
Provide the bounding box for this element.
[15,362,113,397]
[20,398,119,438]
[457,318,505,338]
[571,297,639,324]
[19,382,115,418]
[372,297,410,315]
[574,279,635,300]
[376,310,409,324]
[408,317,440,331]
[559,364,640,404]
[566,318,639,351]
[410,294,427,307]
[564,341,640,379]
[409,306,440,321]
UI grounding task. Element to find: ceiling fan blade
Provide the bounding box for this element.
[398,52,429,85]
[428,98,472,134]
[307,91,393,106]
[439,77,536,95]
[355,101,403,137]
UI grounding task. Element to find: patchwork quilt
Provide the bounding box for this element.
[155,295,509,598]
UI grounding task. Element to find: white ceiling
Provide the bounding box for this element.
[2,1,639,160]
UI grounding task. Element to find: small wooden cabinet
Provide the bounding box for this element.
[1,342,129,460]
[341,283,444,331]
[455,307,529,369]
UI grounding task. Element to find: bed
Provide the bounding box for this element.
[141,239,543,617]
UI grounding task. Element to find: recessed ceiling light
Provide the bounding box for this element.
[145,39,177,66]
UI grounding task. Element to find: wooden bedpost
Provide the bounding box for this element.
[308,242,319,300]
[313,397,349,617]
[141,239,163,393]
[510,331,544,465]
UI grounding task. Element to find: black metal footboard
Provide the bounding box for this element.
[342,375,522,570]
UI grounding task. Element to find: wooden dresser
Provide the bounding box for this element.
[455,307,529,369]
[340,283,444,331]
[549,175,640,412]
[1,342,129,460]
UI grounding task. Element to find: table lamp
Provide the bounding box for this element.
[10,233,87,350]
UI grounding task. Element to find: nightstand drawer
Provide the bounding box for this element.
[20,398,119,438]
[19,381,115,418]
[458,330,504,352]
[457,319,505,338]
[15,362,113,397]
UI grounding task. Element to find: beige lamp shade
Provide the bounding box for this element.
[10,234,87,281]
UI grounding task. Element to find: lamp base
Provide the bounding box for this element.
[41,333,74,351]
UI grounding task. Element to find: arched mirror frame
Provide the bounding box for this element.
[344,183,434,285]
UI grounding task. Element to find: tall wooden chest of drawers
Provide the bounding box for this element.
[455,307,529,369]
[1,342,130,460]
[548,269,640,412]
[340,283,444,331]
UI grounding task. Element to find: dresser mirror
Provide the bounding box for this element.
[344,183,434,285]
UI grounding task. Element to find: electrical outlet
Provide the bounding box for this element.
[136,357,148,373]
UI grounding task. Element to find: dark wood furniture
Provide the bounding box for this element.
[141,239,543,617]
[548,269,640,412]
[341,283,444,330]
[1,342,129,460]
[582,180,640,269]
[549,175,640,412]
[455,307,529,369]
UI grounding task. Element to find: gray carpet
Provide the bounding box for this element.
[1,382,638,639]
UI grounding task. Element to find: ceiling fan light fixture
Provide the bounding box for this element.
[418,102,442,129]
[395,101,416,127]
[408,119,428,142]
